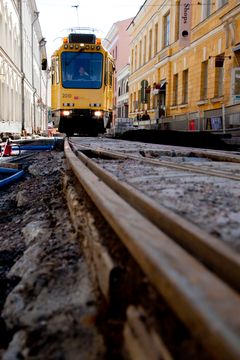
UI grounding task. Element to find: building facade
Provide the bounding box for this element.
[128,0,240,132]
[103,18,133,126]
[117,63,129,119]
[0,0,48,135]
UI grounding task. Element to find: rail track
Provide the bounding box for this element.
[64,137,240,360]
[71,142,240,182]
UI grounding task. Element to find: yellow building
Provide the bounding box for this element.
[128,0,240,132]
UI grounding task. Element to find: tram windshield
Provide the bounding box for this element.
[61,52,103,89]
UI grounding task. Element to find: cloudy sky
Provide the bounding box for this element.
[36,0,144,57]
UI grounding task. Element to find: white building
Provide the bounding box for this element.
[0,0,48,135]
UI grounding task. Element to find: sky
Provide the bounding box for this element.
[36,0,144,58]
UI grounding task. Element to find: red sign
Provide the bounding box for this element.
[189,119,195,131]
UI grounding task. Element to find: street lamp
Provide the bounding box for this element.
[39,37,47,47]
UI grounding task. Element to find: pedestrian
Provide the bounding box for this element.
[48,121,54,137]
[159,107,165,118]
[141,110,150,120]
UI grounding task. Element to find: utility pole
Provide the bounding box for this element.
[72,5,80,27]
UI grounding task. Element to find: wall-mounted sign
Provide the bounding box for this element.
[179,0,192,48]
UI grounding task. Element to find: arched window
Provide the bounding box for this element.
[121,81,124,95]
[118,86,121,96]
[126,81,129,93]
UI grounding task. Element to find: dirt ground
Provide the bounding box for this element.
[0,149,106,359]
[0,139,222,360]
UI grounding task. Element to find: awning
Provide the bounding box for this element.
[233,43,240,52]
[160,80,166,88]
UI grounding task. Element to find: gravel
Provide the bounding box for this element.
[0,150,105,359]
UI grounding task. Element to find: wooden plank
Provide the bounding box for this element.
[0,163,22,169]
[65,139,240,360]
[124,306,173,360]
[76,149,240,293]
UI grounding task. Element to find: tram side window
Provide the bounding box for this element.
[51,57,59,85]
[51,59,55,85]
[55,57,60,84]
[104,59,108,85]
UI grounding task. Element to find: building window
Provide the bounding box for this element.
[175,1,180,41]
[126,81,129,93]
[130,93,133,112]
[143,35,147,64]
[214,55,224,97]
[138,89,141,109]
[201,60,208,100]
[117,106,121,118]
[147,87,151,108]
[134,93,138,111]
[172,73,178,105]
[131,49,134,73]
[149,29,152,60]
[202,1,211,20]
[135,45,137,70]
[182,69,188,104]
[163,12,170,48]
[218,0,228,9]
[139,40,142,67]
[154,23,158,54]
[121,81,124,95]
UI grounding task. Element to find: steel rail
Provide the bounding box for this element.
[70,142,240,181]
[69,138,240,163]
[65,139,240,360]
[73,147,240,293]
[186,149,240,163]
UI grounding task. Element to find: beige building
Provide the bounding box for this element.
[128,0,240,132]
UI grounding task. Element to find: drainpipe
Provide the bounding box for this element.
[39,38,47,133]
[33,89,37,134]
[31,11,39,133]
[222,104,226,134]
[45,70,50,132]
[20,0,25,134]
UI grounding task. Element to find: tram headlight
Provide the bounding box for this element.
[62,110,71,116]
[94,110,102,117]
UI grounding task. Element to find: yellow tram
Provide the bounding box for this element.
[51,32,114,136]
